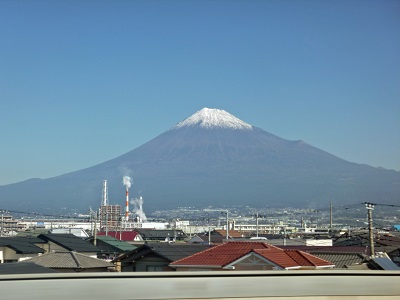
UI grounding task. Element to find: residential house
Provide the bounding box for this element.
[309,252,367,269]
[49,228,90,238]
[170,241,334,271]
[21,251,115,273]
[334,232,400,264]
[0,261,58,274]
[113,242,211,272]
[214,229,248,239]
[37,233,100,257]
[88,235,137,260]
[0,236,45,263]
[97,231,143,243]
[187,233,224,244]
[187,229,247,245]
[134,229,187,242]
[368,256,400,270]
[280,245,370,268]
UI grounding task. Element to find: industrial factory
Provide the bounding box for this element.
[0,177,178,236]
[99,177,163,233]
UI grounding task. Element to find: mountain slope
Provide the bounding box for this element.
[0,108,399,214]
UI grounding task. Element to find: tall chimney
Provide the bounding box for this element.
[125,188,129,221]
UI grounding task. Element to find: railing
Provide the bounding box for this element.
[0,270,399,300]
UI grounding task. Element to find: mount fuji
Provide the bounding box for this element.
[1,108,399,214]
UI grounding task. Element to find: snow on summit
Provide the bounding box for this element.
[173,108,253,130]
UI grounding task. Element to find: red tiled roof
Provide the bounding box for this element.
[253,249,299,269]
[171,242,274,267]
[97,231,140,241]
[284,250,333,267]
[170,241,334,269]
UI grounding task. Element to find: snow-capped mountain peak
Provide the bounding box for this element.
[172,108,253,130]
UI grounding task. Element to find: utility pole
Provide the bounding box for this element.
[330,202,333,230]
[93,211,98,246]
[204,209,229,240]
[0,210,4,237]
[225,210,229,240]
[364,202,375,257]
[253,213,263,238]
[255,213,259,238]
[283,226,287,246]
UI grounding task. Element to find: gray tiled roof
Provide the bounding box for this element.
[23,251,114,269]
[311,252,366,268]
[146,243,211,261]
[134,229,187,240]
[38,233,100,252]
[115,243,211,263]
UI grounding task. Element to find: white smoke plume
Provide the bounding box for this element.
[131,196,147,222]
[123,176,132,189]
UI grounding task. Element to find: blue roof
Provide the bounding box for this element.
[372,257,400,270]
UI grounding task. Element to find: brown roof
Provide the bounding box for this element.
[170,241,334,269]
[214,230,245,238]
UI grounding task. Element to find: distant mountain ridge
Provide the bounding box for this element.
[0,108,399,214]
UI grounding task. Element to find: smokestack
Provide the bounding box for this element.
[125,188,129,221]
[122,176,132,222]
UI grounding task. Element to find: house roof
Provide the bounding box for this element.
[170,241,334,269]
[281,245,370,255]
[38,234,100,252]
[0,237,45,254]
[375,235,400,247]
[97,231,141,241]
[22,251,114,269]
[214,230,246,238]
[114,242,211,263]
[188,234,225,244]
[333,233,400,248]
[134,229,187,240]
[0,262,59,274]
[91,235,137,252]
[284,250,334,268]
[146,243,211,261]
[370,257,400,270]
[171,242,278,267]
[310,252,367,268]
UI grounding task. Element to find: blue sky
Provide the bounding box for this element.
[1,0,399,185]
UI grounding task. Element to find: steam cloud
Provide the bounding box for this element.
[131,196,147,222]
[123,176,132,189]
